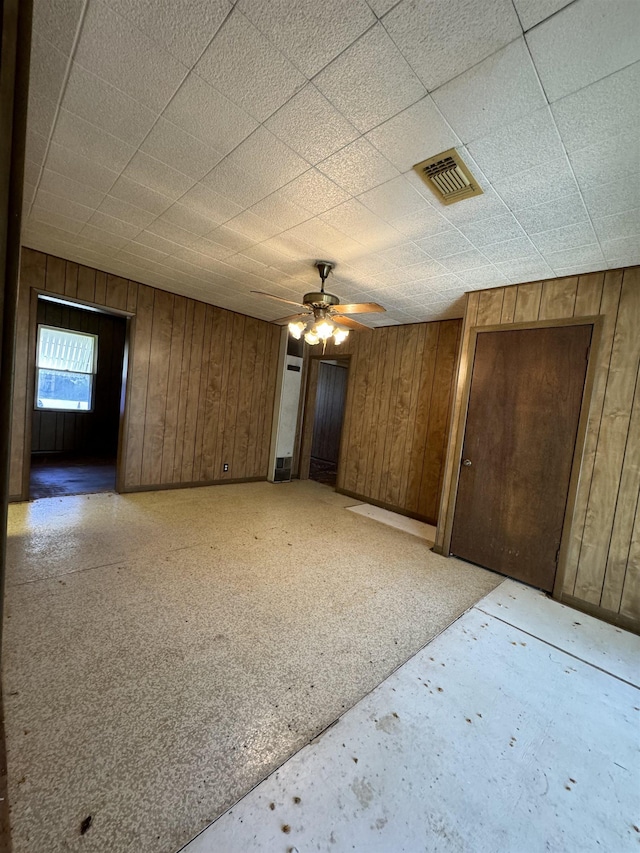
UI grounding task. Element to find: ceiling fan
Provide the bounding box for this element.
[251,261,386,347]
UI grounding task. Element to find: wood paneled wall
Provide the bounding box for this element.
[316,318,461,524]
[436,267,640,628]
[10,249,281,498]
[32,299,126,456]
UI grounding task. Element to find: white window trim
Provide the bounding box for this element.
[34,325,98,413]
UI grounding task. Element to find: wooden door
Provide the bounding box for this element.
[450,325,592,591]
[311,362,349,463]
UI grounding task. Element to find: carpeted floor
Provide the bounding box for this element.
[3,480,500,853]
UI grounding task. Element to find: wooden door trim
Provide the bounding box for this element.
[438,314,602,601]
[22,287,135,500]
[297,353,351,481]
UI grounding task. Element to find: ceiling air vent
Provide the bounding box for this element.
[413,148,483,205]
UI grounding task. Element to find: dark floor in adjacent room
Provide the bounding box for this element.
[29,456,116,499]
[309,457,338,487]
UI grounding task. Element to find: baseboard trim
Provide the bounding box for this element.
[336,487,436,526]
[119,476,266,494]
[559,592,639,636]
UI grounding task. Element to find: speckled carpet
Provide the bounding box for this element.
[3,480,500,853]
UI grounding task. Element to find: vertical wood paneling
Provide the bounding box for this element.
[574,273,604,316]
[564,272,623,592]
[330,320,461,525]
[513,282,542,322]
[574,271,640,604]
[500,287,517,323]
[437,266,640,628]
[11,250,281,499]
[476,289,504,326]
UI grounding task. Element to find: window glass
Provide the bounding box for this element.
[35,326,97,411]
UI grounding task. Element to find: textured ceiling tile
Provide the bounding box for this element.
[320,199,404,248]
[600,235,640,263]
[493,156,579,211]
[317,138,399,195]
[250,192,312,231]
[440,185,509,226]
[440,248,494,273]
[155,203,220,237]
[365,96,460,172]
[147,218,201,249]
[376,242,429,268]
[178,183,243,224]
[457,265,508,287]
[400,257,449,281]
[141,118,224,180]
[224,210,282,242]
[526,0,640,103]
[287,218,364,258]
[581,177,640,221]
[123,152,195,200]
[33,0,85,54]
[87,210,143,239]
[122,241,170,263]
[314,24,426,133]
[162,73,257,156]
[204,225,255,253]
[478,235,540,263]
[512,0,573,31]
[432,38,546,143]
[33,189,95,222]
[238,0,375,77]
[569,130,639,190]
[182,235,237,260]
[494,255,555,281]
[30,31,68,105]
[543,243,605,271]
[45,142,120,193]
[358,175,431,220]
[105,0,231,66]
[457,212,526,246]
[383,0,521,91]
[109,175,174,216]
[414,229,473,259]
[515,192,589,234]
[95,197,155,230]
[74,1,188,112]
[27,92,58,140]
[51,110,136,173]
[79,223,129,249]
[389,206,452,240]
[467,107,564,183]
[592,208,640,243]
[38,170,106,210]
[277,170,350,215]
[530,220,599,255]
[551,62,640,152]
[25,131,49,166]
[265,85,360,165]
[223,128,310,199]
[63,64,159,148]
[194,9,306,122]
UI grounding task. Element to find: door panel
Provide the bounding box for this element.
[450,325,591,591]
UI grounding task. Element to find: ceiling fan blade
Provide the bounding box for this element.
[272,312,310,325]
[333,315,373,332]
[332,302,386,314]
[250,290,306,309]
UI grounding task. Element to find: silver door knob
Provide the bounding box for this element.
[462,459,472,467]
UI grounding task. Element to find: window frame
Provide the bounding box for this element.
[34,324,98,413]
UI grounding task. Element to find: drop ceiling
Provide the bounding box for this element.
[22,0,640,326]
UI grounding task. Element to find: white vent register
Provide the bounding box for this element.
[413,148,483,205]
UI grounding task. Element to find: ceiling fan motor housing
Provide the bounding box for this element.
[303,291,340,308]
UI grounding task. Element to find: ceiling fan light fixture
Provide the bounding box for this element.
[315,319,335,341]
[304,329,320,345]
[333,327,349,344]
[288,319,307,340]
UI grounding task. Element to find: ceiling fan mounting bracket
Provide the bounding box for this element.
[315,260,334,292]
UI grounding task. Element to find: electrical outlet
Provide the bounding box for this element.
[223,463,229,472]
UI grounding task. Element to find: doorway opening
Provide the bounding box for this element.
[29,295,127,499]
[308,359,349,489]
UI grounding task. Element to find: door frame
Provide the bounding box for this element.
[440,315,602,600]
[21,288,134,500]
[295,353,351,482]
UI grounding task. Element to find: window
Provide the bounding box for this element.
[35,326,97,411]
